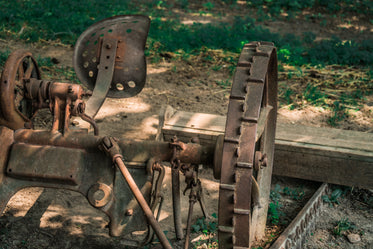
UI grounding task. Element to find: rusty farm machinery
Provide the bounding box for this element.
[0,15,372,249]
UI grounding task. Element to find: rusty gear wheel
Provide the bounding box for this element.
[0,50,41,130]
[217,42,278,248]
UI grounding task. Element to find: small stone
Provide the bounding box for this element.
[347,233,361,243]
[13,240,21,246]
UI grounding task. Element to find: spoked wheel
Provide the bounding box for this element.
[0,50,41,130]
[216,42,278,248]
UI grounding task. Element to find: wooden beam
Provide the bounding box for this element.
[159,108,373,189]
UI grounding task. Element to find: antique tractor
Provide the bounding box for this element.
[0,16,277,248]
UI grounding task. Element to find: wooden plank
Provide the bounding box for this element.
[159,109,373,189]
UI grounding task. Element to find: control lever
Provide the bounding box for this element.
[99,136,172,249]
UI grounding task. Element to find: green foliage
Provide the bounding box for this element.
[271,184,305,201]
[177,0,190,9]
[333,218,356,236]
[191,213,218,235]
[0,50,10,69]
[216,79,231,88]
[284,88,294,105]
[36,56,53,68]
[0,1,372,67]
[270,185,282,202]
[248,0,315,17]
[303,32,316,45]
[247,0,372,17]
[0,0,373,69]
[308,37,373,66]
[322,188,344,206]
[303,84,326,106]
[211,65,222,71]
[327,100,349,127]
[203,2,215,11]
[267,202,282,225]
[282,186,305,200]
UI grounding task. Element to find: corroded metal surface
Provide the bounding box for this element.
[100,136,172,249]
[0,128,216,245]
[0,50,41,129]
[218,41,278,248]
[0,15,283,247]
[13,129,215,164]
[73,15,150,99]
[0,50,97,134]
[83,37,118,118]
[269,183,329,249]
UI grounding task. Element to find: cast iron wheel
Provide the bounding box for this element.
[216,42,278,248]
[0,50,41,130]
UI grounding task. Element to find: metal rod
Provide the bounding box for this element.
[172,166,184,240]
[184,189,196,249]
[114,157,172,249]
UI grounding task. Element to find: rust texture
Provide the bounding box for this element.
[218,41,278,248]
[0,50,97,134]
[73,15,150,99]
[0,14,280,248]
[13,129,214,164]
[269,184,329,249]
[170,136,184,240]
[0,50,41,129]
[99,136,172,249]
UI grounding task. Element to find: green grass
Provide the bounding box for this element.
[333,218,356,236]
[191,213,218,248]
[247,0,373,17]
[0,0,371,127]
[0,0,372,67]
[0,50,10,68]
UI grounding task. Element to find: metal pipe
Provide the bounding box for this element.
[114,157,172,249]
[14,129,214,165]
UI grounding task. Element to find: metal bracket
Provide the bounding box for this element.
[85,37,118,118]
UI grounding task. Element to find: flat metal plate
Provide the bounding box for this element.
[73,15,150,98]
[7,143,83,185]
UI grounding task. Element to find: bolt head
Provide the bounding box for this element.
[125,209,134,216]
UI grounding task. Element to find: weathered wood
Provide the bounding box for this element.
[159,109,373,189]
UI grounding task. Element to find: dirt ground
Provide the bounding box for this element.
[1,6,373,249]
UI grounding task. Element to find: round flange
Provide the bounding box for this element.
[73,15,150,98]
[87,183,113,208]
[218,42,278,248]
[0,50,41,130]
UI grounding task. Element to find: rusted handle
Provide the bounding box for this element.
[100,136,172,249]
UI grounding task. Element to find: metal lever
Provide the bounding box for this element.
[99,136,172,249]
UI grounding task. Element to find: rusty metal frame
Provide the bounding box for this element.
[0,15,286,248]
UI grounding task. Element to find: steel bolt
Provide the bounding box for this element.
[261,154,268,167]
[125,209,134,216]
[106,43,112,49]
[68,85,73,93]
